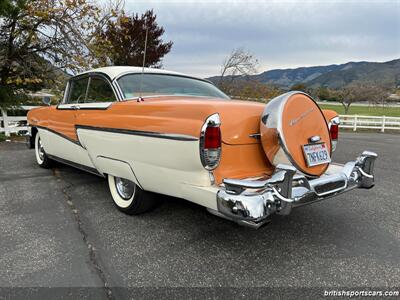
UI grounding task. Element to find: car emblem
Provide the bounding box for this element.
[289,108,314,126]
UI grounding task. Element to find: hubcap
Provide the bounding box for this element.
[115,177,135,200]
[38,138,45,161]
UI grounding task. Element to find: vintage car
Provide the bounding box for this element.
[27,66,377,228]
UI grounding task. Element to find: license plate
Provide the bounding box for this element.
[302,143,331,167]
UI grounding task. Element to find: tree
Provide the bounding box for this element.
[331,83,389,114]
[216,78,282,102]
[316,86,331,101]
[94,10,173,67]
[289,83,307,92]
[219,48,258,86]
[0,0,123,108]
[331,87,354,114]
[364,84,388,108]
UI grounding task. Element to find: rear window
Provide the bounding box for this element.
[117,74,229,100]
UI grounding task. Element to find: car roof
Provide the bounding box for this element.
[77,66,196,81]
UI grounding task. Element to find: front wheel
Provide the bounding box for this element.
[35,132,52,168]
[107,175,158,215]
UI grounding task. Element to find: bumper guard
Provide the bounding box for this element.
[214,151,377,229]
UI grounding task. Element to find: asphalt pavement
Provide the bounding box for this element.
[0,132,399,299]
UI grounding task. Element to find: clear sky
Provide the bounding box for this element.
[120,0,400,77]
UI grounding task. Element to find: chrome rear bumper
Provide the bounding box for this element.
[214,151,377,229]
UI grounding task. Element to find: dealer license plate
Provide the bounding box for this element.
[302,143,331,167]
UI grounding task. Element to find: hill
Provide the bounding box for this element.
[208,59,400,89]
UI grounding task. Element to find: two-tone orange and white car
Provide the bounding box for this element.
[27,66,377,228]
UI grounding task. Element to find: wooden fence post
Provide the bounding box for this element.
[381,116,386,133]
[1,108,10,137]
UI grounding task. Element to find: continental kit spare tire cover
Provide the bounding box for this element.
[260,91,331,177]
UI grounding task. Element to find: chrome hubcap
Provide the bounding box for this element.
[38,138,45,161]
[115,177,135,200]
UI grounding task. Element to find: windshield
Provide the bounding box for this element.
[117,73,229,100]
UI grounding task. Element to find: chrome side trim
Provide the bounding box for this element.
[216,151,377,228]
[249,133,261,140]
[75,125,199,141]
[57,103,113,110]
[47,154,103,177]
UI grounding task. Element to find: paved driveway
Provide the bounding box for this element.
[0,133,399,299]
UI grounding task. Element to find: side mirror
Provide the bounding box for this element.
[42,96,51,106]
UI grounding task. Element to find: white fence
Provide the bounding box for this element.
[340,115,400,132]
[0,107,37,137]
[1,109,400,136]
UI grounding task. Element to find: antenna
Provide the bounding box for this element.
[138,27,148,101]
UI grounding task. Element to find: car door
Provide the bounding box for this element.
[41,76,90,162]
[48,76,89,142]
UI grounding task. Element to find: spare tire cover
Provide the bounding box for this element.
[260,91,331,177]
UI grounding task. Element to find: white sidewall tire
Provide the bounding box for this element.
[35,133,44,165]
[108,175,135,208]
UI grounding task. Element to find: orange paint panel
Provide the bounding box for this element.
[28,96,274,184]
[322,109,339,123]
[213,142,274,184]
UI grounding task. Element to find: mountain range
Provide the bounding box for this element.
[208,59,400,89]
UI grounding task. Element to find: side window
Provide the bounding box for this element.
[86,77,116,103]
[66,77,89,104]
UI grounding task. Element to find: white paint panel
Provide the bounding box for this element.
[38,128,95,168]
[77,129,217,208]
[95,156,140,186]
[180,184,219,210]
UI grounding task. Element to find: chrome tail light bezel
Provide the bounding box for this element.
[200,113,221,170]
[329,116,340,151]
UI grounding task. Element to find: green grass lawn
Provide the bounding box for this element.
[319,103,400,117]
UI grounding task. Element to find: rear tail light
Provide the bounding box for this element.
[329,116,340,151]
[330,124,339,140]
[204,126,221,149]
[200,114,221,170]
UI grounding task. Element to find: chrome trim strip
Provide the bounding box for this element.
[249,133,261,140]
[47,154,103,177]
[75,125,199,141]
[57,103,113,110]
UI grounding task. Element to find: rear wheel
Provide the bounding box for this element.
[35,132,52,168]
[107,175,158,215]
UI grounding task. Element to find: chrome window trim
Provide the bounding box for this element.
[62,72,121,106]
[113,72,229,101]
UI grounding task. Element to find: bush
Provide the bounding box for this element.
[0,133,6,142]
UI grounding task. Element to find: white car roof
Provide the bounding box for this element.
[77,66,194,81]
